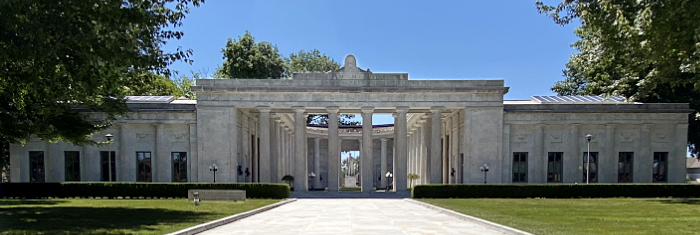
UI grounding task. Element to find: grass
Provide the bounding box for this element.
[0,198,281,235]
[418,198,700,235]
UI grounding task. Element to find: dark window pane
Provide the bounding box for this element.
[548,152,563,183]
[172,152,187,182]
[583,152,599,183]
[64,151,81,181]
[653,152,668,183]
[29,151,45,182]
[618,152,634,183]
[137,152,152,182]
[512,152,528,183]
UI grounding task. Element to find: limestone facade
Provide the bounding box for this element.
[9,55,691,191]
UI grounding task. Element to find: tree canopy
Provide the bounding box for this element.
[0,0,202,146]
[218,31,287,79]
[537,0,700,155]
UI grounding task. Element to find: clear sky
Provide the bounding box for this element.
[164,0,579,124]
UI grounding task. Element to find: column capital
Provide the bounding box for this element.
[257,106,272,113]
[153,122,165,128]
[314,137,321,143]
[326,106,340,113]
[292,106,305,113]
[274,117,282,123]
[392,113,398,118]
[430,106,445,112]
[396,106,410,113]
[606,124,617,129]
[361,106,374,113]
[380,138,388,143]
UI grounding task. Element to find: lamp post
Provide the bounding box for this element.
[209,164,218,183]
[385,171,393,190]
[586,134,592,184]
[480,164,489,184]
[105,134,113,182]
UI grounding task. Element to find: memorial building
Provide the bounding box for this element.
[9,55,691,192]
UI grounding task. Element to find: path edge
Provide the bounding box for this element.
[165,198,297,235]
[404,199,534,235]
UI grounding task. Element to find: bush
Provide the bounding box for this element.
[411,184,700,199]
[0,182,290,199]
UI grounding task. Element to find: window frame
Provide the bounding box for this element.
[29,151,45,183]
[171,152,188,182]
[653,152,668,183]
[100,151,117,182]
[583,152,599,183]
[547,152,563,183]
[136,151,152,182]
[618,152,634,183]
[512,152,528,183]
[64,151,81,182]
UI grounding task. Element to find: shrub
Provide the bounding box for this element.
[411,184,700,199]
[0,182,290,199]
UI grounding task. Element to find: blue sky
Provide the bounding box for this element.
[164,0,579,124]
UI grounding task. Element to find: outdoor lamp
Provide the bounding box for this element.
[585,134,593,184]
[450,168,456,177]
[105,133,113,142]
[308,172,316,178]
[385,171,393,178]
[480,164,489,184]
[209,164,218,182]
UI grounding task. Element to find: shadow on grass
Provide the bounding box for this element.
[647,198,700,205]
[0,199,69,206]
[0,206,214,234]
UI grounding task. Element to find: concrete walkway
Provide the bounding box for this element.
[198,199,505,235]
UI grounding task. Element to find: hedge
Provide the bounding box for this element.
[411,184,700,198]
[0,182,290,199]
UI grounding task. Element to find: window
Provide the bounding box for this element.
[172,152,187,182]
[512,152,528,183]
[101,151,117,181]
[547,152,563,183]
[583,152,598,183]
[653,152,668,183]
[618,152,634,183]
[64,151,80,181]
[136,152,152,182]
[29,151,45,182]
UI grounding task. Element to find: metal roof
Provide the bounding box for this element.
[532,95,627,104]
[125,96,174,103]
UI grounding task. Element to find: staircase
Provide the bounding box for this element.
[290,191,411,199]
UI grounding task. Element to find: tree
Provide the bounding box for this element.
[537,0,700,155]
[407,174,420,189]
[0,0,202,146]
[288,49,340,73]
[218,31,287,79]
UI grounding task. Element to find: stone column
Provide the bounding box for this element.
[395,107,409,191]
[271,118,280,182]
[188,123,198,182]
[119,123,128,181]
[327,106,340,191]
[565,124,580,183]
[430,107,443,184]
[154,123,164,182]
[257,106,271,183]
[313,138,321,189]
[462,108,471,183]
[361,107,374,193]
[380,138,388,189]
[672,123,689,183]
[421,120,430,185]
[531,124,545,183]
[502,124,511,183]
[602,124,616,183]
[636,124,652,183]
[229,107,238,183]
[293,107,307,191]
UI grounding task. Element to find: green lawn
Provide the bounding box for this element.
[0,198,281,235]
[419,198,700,235]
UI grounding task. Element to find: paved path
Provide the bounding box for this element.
[199,199,505,235]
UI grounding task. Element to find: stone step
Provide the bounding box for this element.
[290,191,411,199]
